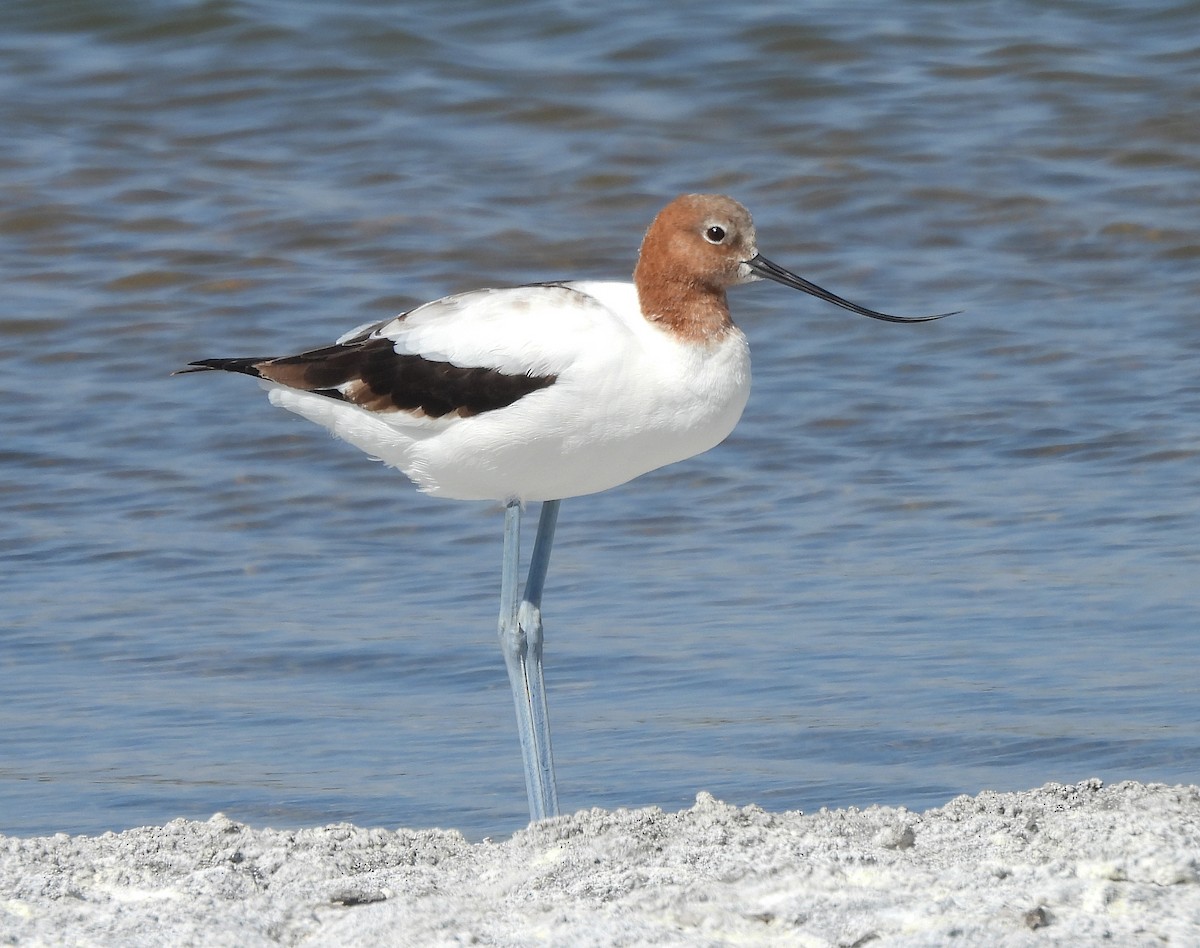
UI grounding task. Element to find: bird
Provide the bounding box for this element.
[179,193,953,823]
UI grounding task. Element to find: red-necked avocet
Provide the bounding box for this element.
[180,194,954,822]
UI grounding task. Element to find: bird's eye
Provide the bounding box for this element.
[704,225,726,244]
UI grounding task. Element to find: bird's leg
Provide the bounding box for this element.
[497,499,561,821]
[521,499,560,816]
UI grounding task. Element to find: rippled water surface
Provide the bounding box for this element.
[2,0,1198,838]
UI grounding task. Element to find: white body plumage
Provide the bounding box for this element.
[265,281,750,501]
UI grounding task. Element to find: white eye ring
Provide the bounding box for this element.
[703,225,727,244]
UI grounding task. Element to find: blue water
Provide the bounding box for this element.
[1,0,1198,839]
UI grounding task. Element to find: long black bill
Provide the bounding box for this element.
[745,254,957,323]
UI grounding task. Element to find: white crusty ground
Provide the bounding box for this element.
[1,779,1197,947]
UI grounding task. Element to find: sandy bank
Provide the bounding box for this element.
[2,779,1197,946]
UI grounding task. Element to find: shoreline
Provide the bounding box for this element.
[2,779,1197,946]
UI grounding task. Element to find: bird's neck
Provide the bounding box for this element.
[634,266,734,343]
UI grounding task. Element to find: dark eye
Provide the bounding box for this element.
[704,225,726,244]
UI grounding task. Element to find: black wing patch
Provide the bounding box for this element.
[183,338,557,418]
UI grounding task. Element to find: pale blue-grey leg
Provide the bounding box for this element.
[497,499,561,821]
[521,499,559,814]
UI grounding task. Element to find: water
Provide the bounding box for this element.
[2,0,1198,839]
